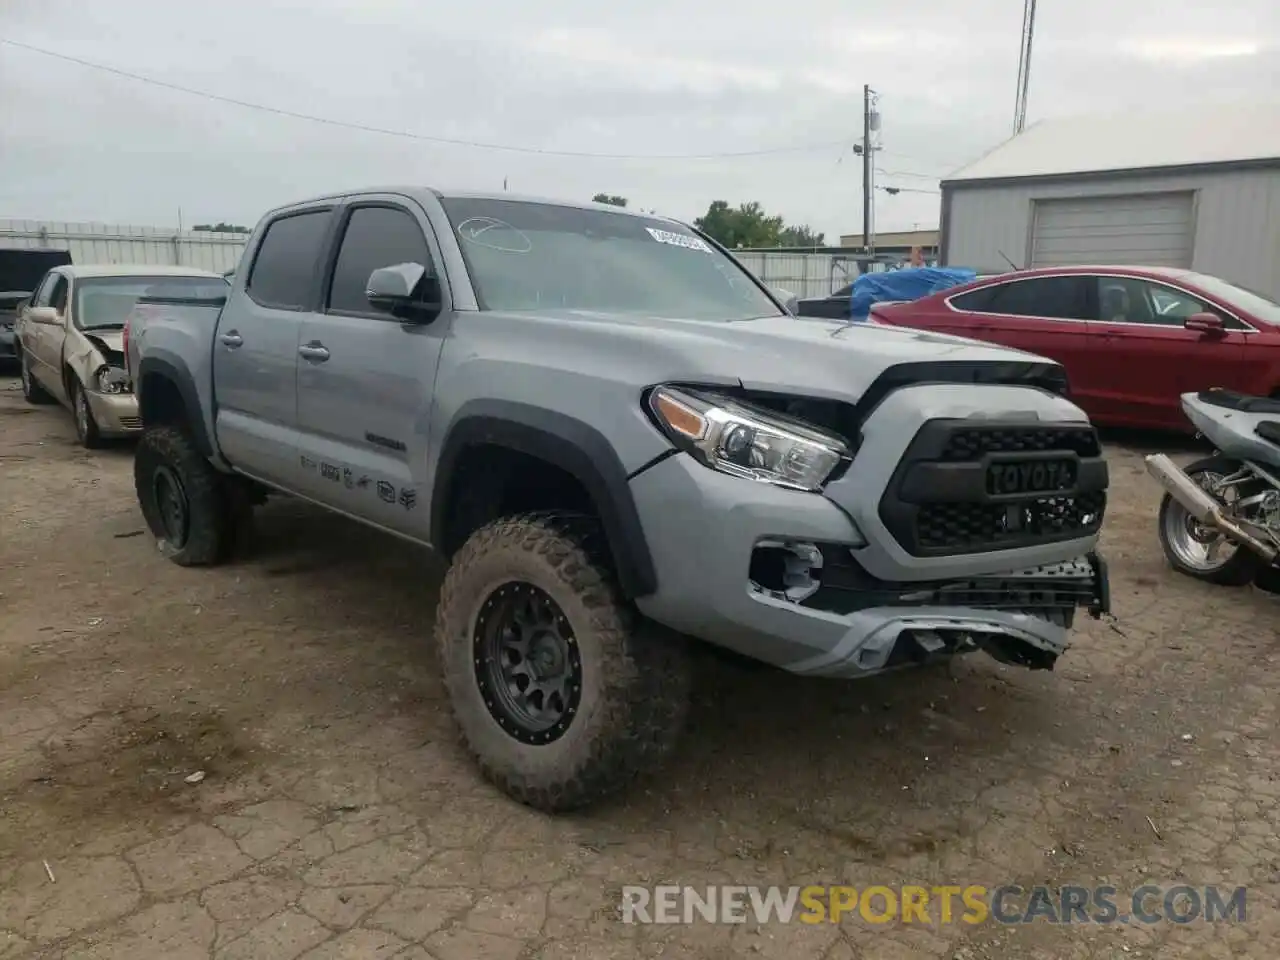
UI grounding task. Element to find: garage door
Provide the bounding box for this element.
[1029,192,1194,268]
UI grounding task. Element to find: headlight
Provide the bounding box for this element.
[95,367,132,395]
[647,385,851,491]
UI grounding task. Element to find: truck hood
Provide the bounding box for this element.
[545,310,1058,400]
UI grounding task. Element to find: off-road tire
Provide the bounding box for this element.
[1157,454,1261,586]
[134,425,238,566]
[70,380,103,449]
[19,350,53,404]
[435,511,691,812]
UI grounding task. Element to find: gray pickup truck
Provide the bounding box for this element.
[124,186,1110,811]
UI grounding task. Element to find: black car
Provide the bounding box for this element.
[0,248,74,362]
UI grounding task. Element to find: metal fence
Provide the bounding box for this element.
[0,219,249,274]
[732,252,863,299]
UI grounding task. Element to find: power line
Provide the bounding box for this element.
[0,37,855,162]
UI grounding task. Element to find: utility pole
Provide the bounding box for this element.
[862,84,872,252]
[1013,0,1037,134]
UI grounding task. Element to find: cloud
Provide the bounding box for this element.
[0,0,1276,241]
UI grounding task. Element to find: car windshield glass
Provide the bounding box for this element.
[1184,273,1280,326]
[74,276,229,330]
[439,197,782,322]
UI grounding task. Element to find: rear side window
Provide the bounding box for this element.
[980,276,1090,320]
[327,206,434,315]
[949,285,998,312]
[246,210,332,310]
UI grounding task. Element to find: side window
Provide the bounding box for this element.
[949,285,999,312]
[1096,277,1158,325]
[246,210,332,310]
[48,276,69,313]
[1142,281,1236,328]
[984,276,1090,320]
[31,272,56,307]
[326,206,434,315]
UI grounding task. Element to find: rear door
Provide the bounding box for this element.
[293,198,450,537]
[213,207,335,487]
[1088,275,1247,428]
[941,275,1098,401]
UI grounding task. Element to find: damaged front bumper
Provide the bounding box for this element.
[630,451,1109,679]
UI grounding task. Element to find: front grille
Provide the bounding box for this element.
[941,425,1101,460]
[117,416,143,430]
[916,492,1105,552]
[879,420,1108,557]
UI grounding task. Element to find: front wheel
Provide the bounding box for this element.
[1158,455,1261,586]
[435,512,691,812]
[70,380,103,449]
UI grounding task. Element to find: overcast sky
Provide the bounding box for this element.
[1,0,1276,241]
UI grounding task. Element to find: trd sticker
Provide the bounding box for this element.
[319,463,341,482]
[398,488,417,510]
[645,227,712,253]
[377,481,396,504]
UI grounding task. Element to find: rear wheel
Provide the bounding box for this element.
[1158,455,1261,586]
[19,351,53,404]
[134,426,239,566]
[435,511,691,812]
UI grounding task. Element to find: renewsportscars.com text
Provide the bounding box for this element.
[620,884,1248,926]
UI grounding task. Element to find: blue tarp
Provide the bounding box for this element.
[848,266,978,320]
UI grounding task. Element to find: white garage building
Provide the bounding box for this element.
[939,102,1280,300]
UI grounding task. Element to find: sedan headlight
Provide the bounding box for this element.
[647,385,851,491]
[96,367,132,395]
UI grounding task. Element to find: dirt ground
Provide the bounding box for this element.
[2,371,1279,960]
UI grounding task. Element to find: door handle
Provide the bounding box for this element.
[298,342,330,362]
[220,332,244,348]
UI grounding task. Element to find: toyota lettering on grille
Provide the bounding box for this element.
[986,459,1077,496]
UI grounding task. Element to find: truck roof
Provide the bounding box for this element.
[261,186,684,225]
[55,265,225,280]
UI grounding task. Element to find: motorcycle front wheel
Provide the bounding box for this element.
[1158,455,1261,586]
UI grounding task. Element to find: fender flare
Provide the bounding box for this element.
[431,400,659,599]
[135,351,214,458]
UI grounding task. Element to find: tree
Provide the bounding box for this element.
[694,201,784,249]
[192,222,250,233]
[778,225,826,247]
[592,194,628,208]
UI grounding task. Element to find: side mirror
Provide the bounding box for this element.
[366,262,442,322]
[771,286,800,316]
[26,306,59,325]
[1184,312,1225,336]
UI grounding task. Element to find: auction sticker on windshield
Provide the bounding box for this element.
[646,227,712,253]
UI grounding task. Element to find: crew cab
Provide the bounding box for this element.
[125,186,1110,811]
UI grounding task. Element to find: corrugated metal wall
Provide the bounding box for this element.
[942,167,1280,300]
[732,251,861,298]
[0,219,248,273]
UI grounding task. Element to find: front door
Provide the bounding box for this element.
[293,199,449,539]
[212,208,336,487]
[26,272,71,400]
[1087,276,1246,429]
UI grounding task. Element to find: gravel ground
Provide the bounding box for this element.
[2,371,1279,960]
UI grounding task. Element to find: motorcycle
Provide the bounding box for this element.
[1145,389,1280,587]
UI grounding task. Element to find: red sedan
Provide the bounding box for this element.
[868,266,1280,431]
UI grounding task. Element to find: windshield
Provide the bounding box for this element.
[74,275,229,331]
[439,197,782,322]
[1183,273,1280,326]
